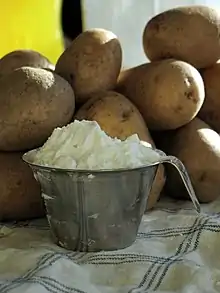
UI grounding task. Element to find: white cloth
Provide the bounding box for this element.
[1,197,220,293]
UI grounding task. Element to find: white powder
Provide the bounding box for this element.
[33,120,160,170]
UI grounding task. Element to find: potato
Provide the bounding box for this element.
[75,91,152,141]
[161,118,220,203]
[0,49,54,78]
[198,63,220,132]
[55,28,122,104]
[0,66,75,151]
[75,90,166,210]
[146,165,166,210]
[116,59,205,130]
[143,6,220,69]
[0,151,44,221]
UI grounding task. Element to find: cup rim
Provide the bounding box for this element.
[22,147,165,174]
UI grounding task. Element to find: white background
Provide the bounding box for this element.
[82,0,220,68]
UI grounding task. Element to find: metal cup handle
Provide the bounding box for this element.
[158,155,201,213]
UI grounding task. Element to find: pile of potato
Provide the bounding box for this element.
[0,51,75,221]
[117,5,220,205]
[2,4,220,221]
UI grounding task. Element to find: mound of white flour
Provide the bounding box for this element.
[33,120,160,170]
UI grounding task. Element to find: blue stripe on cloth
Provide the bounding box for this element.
[137,223,220,239]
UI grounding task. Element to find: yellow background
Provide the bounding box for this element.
[0,0,64,64]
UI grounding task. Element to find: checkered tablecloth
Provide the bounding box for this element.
[1,197,220,293]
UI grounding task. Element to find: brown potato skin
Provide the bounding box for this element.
[75,91,153,141]
[146,165,165,210]
[143,6,220,69]
[55,29,122,105]
[158,118,220,203]
[0,50,54,78]
[0,66,75,151]
[0,151,44,221]
[116,59,205,130]
[75,91,166,210]
[199,63,220,132]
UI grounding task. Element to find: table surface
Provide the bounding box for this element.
[0,197,220,293]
